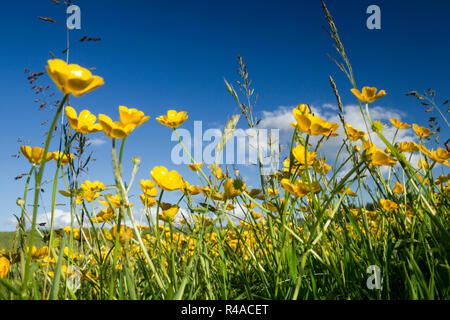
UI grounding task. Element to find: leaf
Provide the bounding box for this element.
[59,190,72,197]
[50,236,67,300]
[59,189,82,197]
[394,238,419,250]
[124,265,137,300]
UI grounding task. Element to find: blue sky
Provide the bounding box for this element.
[1,0,449,230]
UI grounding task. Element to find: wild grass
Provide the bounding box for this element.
[0,1,448,300]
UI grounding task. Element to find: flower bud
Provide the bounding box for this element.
[371,121,383,133]
[16,198,25,208]
[132,156,141,166]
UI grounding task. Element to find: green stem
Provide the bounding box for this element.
[21,93,69,295]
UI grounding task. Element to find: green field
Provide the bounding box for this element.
[0,232,45,251]
[0,232,14,250]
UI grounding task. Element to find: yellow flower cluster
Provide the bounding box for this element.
[292,104,339,137]
[76,180,105,204]
[20,146,75,166]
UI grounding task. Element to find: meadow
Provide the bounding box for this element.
[0,233,15,251]
[0,1,448,300]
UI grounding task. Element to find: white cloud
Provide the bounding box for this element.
[88,138,107,147]
[258,106,296,141]
[36,209,73,229]
[3,209,76,230]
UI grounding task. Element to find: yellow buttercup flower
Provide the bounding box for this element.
[52,151,75,166]
[338,187,358,197]
[293,103,309,115]
[282,158,301,173]
[281,178,320,198]
[118,106,150,128]
[199,186,223,200]
[350,87,386,103]
[393,182,405,194]
[397,141,419,153]
[362,142,397,166]
[389,118,410,129]
[62,227,81,240]
[313,158,332,174]
[263,201,282,213]
[186,162,204,171]
[412,124,435,138]
[244,203,256,210]
[226,203,236,210]
[46,59,104,97]
[20,146,53,165]
[140,194,157,207]
[208,164,226,179]
[199,186,212,197]
[156,110,188,129]
[430,148,450,165]
[250,211,262,220]
[380,199,398,212]
[29,246,49,260]
[435,174,450,185]
[345,124,367,141]
[0,256,10,278]
[418,159,429,170]
[151,166,184,191]
[98,114,136,139]
[91,208,116,223]
[362,138,376,151]
[419,145,450,165]
[158,205,179,223]
[370,148,397,166]
[296,180,321,197]
[110,225,133,244]
[76,180,105,203]
[292,145,317,166]
[140,180,159,197]
[415,174,429,186]
[136,225,149,232]
[223,179,246,200]
[293,106,339,137]
[98,193,134,209]
[182,181,201,196]
[65,107,103,134]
